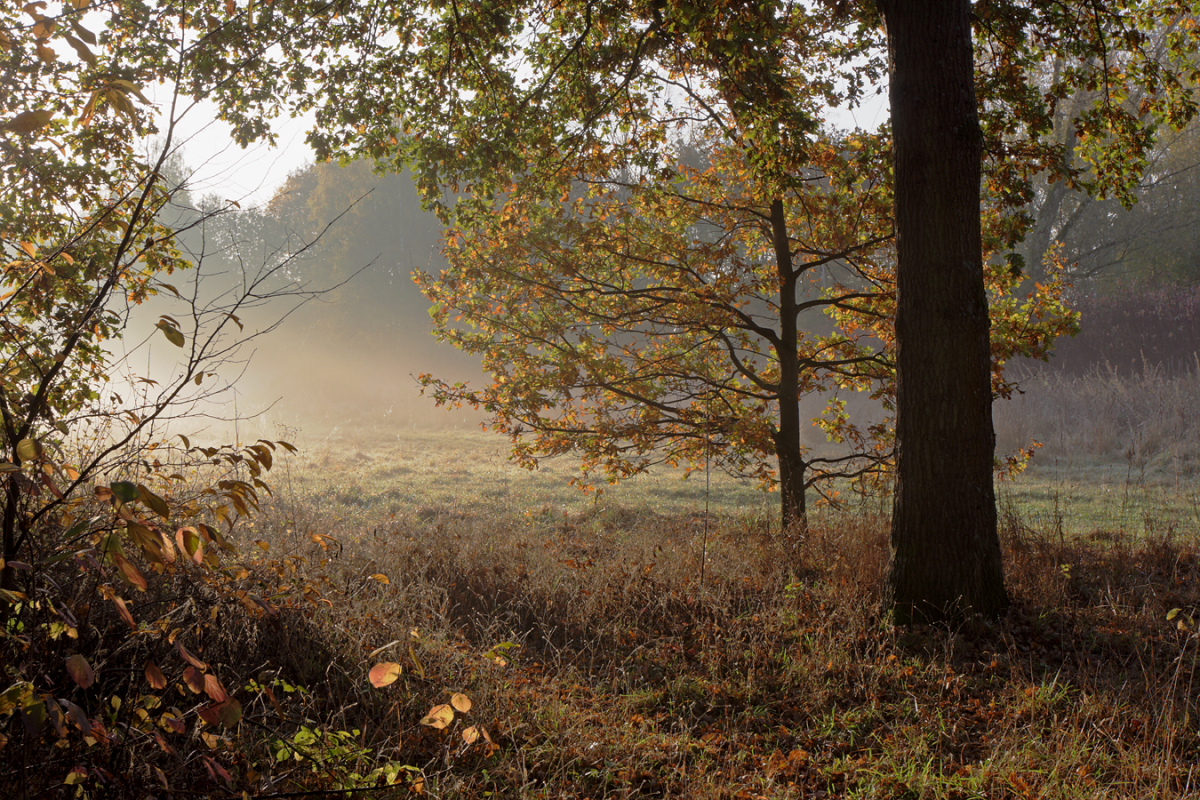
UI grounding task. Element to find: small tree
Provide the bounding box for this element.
[419,132,897,530]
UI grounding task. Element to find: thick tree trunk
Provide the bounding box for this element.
[880,0,1009,623]
[770,198,808,535]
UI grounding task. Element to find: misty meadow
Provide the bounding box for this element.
[7,2,1200,798]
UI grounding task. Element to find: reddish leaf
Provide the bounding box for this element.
[177,643,207,670]
[182,666,204,694]
[65,654,94,688]
[216,698,242,727]
[111,552,148,591]
[144,661,167,690]
[160,711,186,734]
[198,699,242,728]
[197,704,219,726]
[111,595,136,628]
[203,673,228,703]
[201,755,232,788]
[154,731,176,755]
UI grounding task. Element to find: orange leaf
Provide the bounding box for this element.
[111,595,136,628]
[177,643,207,670]
[112,552,148,591]
[203,673,227,703]
[368,662,402,688]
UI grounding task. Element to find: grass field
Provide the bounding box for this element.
[268,424,1200,543]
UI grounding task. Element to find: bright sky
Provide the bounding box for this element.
[152,94,316,208]
[158,85,889,209]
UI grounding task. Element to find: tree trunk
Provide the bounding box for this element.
[880,0,1009,623]
[770,198,809,535]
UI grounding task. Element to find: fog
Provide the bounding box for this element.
[143,151,1200,452]
[119,159,487,442]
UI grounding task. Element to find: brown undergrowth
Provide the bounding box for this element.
[7,475,1200,798]
[243,492,1200,798]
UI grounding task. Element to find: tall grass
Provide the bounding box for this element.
[10,365,1200,797]
[997,361,1200,474]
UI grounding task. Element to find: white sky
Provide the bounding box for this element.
[158,92,889,209]
[151,94,316,208]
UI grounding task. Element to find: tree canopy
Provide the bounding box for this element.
[186,0,1090,532]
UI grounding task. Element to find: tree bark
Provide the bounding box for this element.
[880,0,1009,623]
[770,198,809,535]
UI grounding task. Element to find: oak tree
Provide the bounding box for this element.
[881,0,1200,621]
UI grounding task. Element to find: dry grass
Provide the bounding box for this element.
[8,419,1200,799]
[206,426,1200,798]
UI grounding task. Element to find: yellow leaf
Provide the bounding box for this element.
[16,439,42,464]
[70,20,96,45]
[109,79,153,105]
[419,703,454,729]
[450,692,472,713]
[65,35,96,64]
[157,320,185,347]
[369,572,391,584]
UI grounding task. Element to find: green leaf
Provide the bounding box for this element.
[15,439,42,462]
[156,320,185,347]
[137,485,171,519]
[110,481,139,503]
